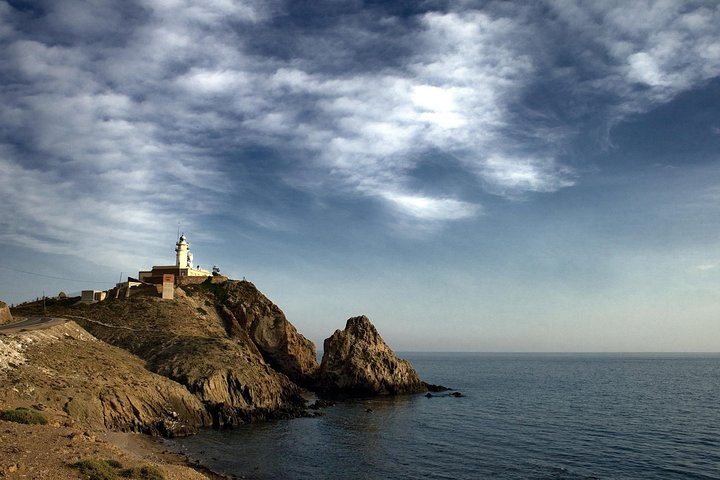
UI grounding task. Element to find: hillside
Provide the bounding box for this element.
[10,278,318,427]
[0,321,208,434]
[0,321,213,478]
[2,275,431,477]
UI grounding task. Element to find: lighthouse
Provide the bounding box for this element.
[138,233,212,285]
[175,234,191,268]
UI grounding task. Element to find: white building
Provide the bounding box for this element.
[138,234,211,284]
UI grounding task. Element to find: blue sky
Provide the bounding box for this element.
[1,0,719,351]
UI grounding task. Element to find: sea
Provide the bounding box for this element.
[166,353,720,479]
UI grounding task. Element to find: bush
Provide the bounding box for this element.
[198,277,228,303]
[71,460,165,480]
[71,459,119,480]
[0,407,48,425]
[125,466,165,480]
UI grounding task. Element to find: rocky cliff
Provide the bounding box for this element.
[319,315,425,395]
[206,279,319,387]
[7,279,432,436]
[0,322,208,436]
[65,282,308,427]
[0,301,12,325]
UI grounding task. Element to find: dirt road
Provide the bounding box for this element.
[0,316,67,334]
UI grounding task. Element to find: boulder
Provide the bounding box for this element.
[319,315,425,395]
[0,301,12,325]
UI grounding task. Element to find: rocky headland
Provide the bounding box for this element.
[320,315,425,395]
[1,277,435,477]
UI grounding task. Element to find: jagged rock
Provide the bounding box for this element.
[145,335,305,427]
[319,315,425,395]
[307,399,336,410]
[424,382,451,392]
[0,301,12,325]
[215,280,319,387]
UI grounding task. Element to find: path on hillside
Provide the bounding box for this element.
[0,316,68,334]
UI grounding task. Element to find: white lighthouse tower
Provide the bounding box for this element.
[175,234,191,268]
[138,233,212,285]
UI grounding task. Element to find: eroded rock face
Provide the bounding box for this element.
[319,315,425,395]
[0,322,208,436]
[69,289,307,427]
[217,280,319,387]
[0,301,12,325]
[144,335,306,427]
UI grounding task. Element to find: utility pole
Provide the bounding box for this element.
[42,290,46,316]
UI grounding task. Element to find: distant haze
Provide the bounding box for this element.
[1,1,719,352]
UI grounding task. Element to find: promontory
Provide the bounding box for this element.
[2,275,431,477]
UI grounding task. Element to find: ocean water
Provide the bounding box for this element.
[167,353,720,479]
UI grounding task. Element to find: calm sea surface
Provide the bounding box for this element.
[167,353,720,479]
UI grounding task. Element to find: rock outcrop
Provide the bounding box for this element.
[0,301,12,325]
[64,283,307,427]
[319,315,425,395]
[0,322,208,436]
[210,279,319,387]
[7,279,432,435]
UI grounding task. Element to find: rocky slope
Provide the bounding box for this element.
[0,301,12,325]
[61,281,309,427]
[0,321,208,435]
[319,315,425,395]
[0,422,211,480]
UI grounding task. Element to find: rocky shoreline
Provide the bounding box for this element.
[1,277,434,478]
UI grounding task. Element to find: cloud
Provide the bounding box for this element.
[0,150,175,267]
[627,52,668,87]
[1,0,719,267]
[378,191,479,221]
[235,9,574,210]
[480,156,575,194]
[546,0,720,115]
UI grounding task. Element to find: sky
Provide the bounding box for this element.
[1,0,720,352]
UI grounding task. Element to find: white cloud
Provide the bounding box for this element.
[379,191,479,221]
[145,0,275,24]
[627,52,667,87]
[0,153,174,267]
[549,0,720,114]
[481,156,575,194]
[231,9,571,212]
[2,0,718,267]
